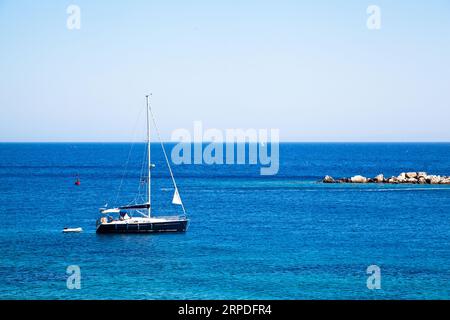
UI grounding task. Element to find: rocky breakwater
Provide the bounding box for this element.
[322,172,450,184]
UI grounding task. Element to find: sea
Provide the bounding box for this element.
[1,143,450,299]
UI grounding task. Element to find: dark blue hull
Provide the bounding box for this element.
[96,220,188,234]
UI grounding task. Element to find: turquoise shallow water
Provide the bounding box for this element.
[1,143,450,299]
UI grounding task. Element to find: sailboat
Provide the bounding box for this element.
[96,95,189,233]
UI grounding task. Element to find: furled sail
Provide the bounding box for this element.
[101,208,121,214]
[118,203,150,210]
[172,188,182,205]
[101,203,150,214]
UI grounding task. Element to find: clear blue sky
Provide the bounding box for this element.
[1,0,449,142]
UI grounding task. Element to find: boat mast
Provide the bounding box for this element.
[146,94,151,218]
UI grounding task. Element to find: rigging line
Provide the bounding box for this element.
[134,137,148,204]
[132,107,150,205]
[114,143,134,205]
[114,105,145,205]
[148,105,187,216]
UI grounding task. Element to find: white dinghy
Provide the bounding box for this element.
[63,227,83,233]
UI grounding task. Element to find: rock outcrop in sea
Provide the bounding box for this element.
[322,172,450,184]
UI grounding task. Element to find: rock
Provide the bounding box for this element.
[389,177,400,184]
[430,176,442,184]
[406,172,418,179]
[351,175,368,183]
[418,177,427,184]
[417,172,427,178]
[406,177,418,184]
[322,172,449,184]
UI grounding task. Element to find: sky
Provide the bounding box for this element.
[0,0,449,142]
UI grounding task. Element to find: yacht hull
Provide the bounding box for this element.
[96,219,188,234]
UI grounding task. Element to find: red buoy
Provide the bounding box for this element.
[75,178,80,186]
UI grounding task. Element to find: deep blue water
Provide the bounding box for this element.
[1,143,450,299]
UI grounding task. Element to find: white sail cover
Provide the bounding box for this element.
[172,187,182,205]
[101,208,121,214]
